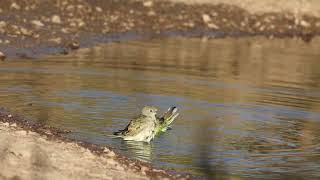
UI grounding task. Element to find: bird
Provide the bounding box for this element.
[113,106,179,142]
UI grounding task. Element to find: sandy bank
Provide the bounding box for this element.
[0,111,190,180]
[169,0,320,17]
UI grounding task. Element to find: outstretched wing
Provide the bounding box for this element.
[156,107,179,133]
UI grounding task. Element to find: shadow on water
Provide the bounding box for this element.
[1,37,320,179]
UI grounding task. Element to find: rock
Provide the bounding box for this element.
[10,123,17,127]
[31,20,44,28]
[207,23,219,29]
[0,51,6,61]
[78,20,85,27]
[51,15,61,24]
[61,28,70,33]
[300,20,310,27]
[0,21,6,28]
[95,7,102,12]
[49,37,62,44]
[147,10,156,16]
[143,1,153,7]
[20,27,32,36]
[141,166,149,174]
[68,41,80,50]
[202,14,211,23]
[10,2,21,10]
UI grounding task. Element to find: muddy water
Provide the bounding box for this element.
[1,37,320,179]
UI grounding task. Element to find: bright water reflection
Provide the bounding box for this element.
[1,37,320,179]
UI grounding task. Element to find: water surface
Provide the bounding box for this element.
[1,37,320,179]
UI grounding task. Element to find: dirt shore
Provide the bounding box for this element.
[0,109,192,180]
[170,0,320,17]
[1,0,320,60]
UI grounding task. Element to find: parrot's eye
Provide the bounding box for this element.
[150,110,153,112]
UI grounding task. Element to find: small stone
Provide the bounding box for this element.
[259,25,265,31]
[143,1,153,7]
[10,2,21,10]
[294,18,300,26]
[147,10,156,16]
[78,21,85,27]
[49,37,62,44]
[70,22,76,27]
[51,15,61,24]
[66,5,75,11]
[0,21,6,28]
[300,20,310,27]
[3,122,9,127]
[254,21,261,27]
[202,14,211,23]
[10,123,17,127]
[7,114,12,118]
[20,27,31,36]
[207,23,219,29]
[31,20,44,28]
[0,51,6,61]
[68,41,80,50]
[32,33,40,39]
[183,22,194,28]
[141,166,149,173]
[95,7,102,12]
[61,28,70,33]
[104,148,116,157]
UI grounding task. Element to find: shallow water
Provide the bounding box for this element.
[1,37,320,179]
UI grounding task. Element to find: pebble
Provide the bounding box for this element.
[95,7,102,12]
[202,14,211,23]
[143,1,153,7]
[20,27,31,36]
[10,2,21,10]
[31,20,44,28]
[51,15,62,24]
[10,123,17,127]
[147,10,156,16]
[300,20,310,27]
[0,51,6,61]
[49,37,62,44]
[141,166,149,174]
[68,41,80,50]
[207,23,219,29]
[0,21,6,28]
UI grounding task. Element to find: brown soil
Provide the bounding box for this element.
[0,0,320,59]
